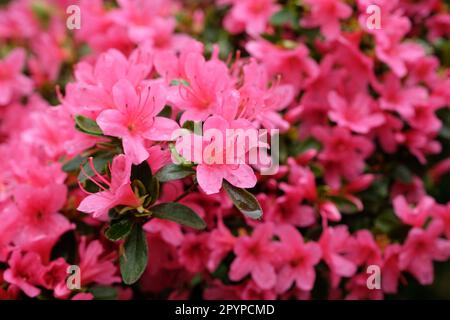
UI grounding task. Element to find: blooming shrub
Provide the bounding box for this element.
[0,0,450,300]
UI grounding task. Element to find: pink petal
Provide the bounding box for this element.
[196,164,224,195]
[145,116,179,141]
[224,164,257,189]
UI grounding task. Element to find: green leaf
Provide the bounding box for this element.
[157,105,172,118]
[290,137,321,155]
[147,176,160,206]
[78,156,111,183]
[151,202,206,230]
[222,181,263,219]
[270,8,297,28]
[155,164,195,182]
[75,115,103,136]
[88,286,118,300]
[105,219,134,241]
[120,224,148,285]
[62,155,86,172]
[131,161,153,192]
[374,210,402,234]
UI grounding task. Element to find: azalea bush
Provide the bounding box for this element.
[1,0,450,300]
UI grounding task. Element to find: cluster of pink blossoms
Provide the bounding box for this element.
[0,0,450,300]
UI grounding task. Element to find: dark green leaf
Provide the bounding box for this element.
[182,120,195,131]
[75,115,103,136]
[105,219,134,241]
[147,176,160,206]
[120,224,148,285]
[88,286,118,300]
[151,202,206,230]
[157,105,172,118]
[155,164,195,182]
[222,181,263,219]
[374,210,402,235]
[62,155,86,172]
[131,161,153,192]
[394,165,413,183]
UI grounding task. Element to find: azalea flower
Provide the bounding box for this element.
[176,115,258,194]
[0,48,32,105]
[328,91,385,134]
[393,195,434,228]
[77,155,141,219]
[96,79,179,164]
[301,0,352,40]
[223,0,280,36]
[399,220,450,285]
[78,237,121,286]
[3,250,44,298]
[319,226,357,288]
[275,225,321,292]
[229,223,277,290]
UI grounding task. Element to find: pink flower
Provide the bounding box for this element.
[64,48,152,118]
[223,0,280,36]
[41,258,70,298]
[319,201,342,223]
[241,280,277,300]
[373,113,404,153]
[110,0,176,45]
[434,203,450,240]
[260,194,316,228]
[279,158,317,203]
[275,225,321,292]
[78,237,121,286]
[3,250,45,298]
[178,233,210,273]
[0,48,32,105]
[207,220,236,272]
[376,42,425,78]
[426,14,450,41]
[77,155,141,219]
[347,230,382,267]
[72,293,94,300]
[246,39,319,92]
[378,73,428,118]
[381,244,402,294]
[328,91,385,134]
[144,219,184,247]
[319,226,357,288]
[345,273,383,300]
[393,195,434,228]
[313,127,374,189]
[9,183,74,261]
[301,0,352,40]
[239,60,295,131]
[229,223,276,290]
[167,53,233,123]
[97,79,178,164]
[399,220,450,285]
[404,130,441,164]
[176,115,257,195]
[405,104,441,135]
[391,176,426,203]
